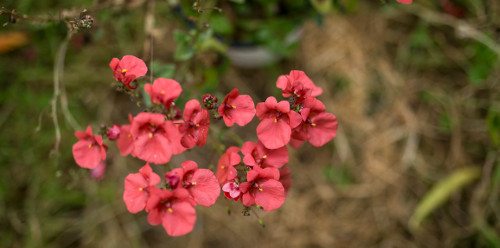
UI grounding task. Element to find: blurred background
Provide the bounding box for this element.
[0,0,499,247]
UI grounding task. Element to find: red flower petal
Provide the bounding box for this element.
[162,201,196,236]
[117,125,134,156]
[254,179,285,211]
[257,118,291,149]
[144,78,182,108]
[189,169,220,207]
[72,139,103,169]
[307,112,338,147]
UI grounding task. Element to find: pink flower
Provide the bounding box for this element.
[241,141,289,169]
[239,167,285,211]
[218,89,256,127]
[276,70,322,101]
[256,97,302,149]
[109,55,148,89]
[216,146,241,184]
[171,161,220,207]
[123,163,161,213]
[145,187,196,236]
[144,78,182,109]
[397,0,412,4]
[107,124,121,140]
[222,179,242,201]
[291,98,338,148]
[72,126,107,169]
[179,100,210,149]
[130,113,185,164]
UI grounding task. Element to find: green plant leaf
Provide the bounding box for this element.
[310,0,333,14]
[468,42,498,86]
[174,30,195,61]
[409,167,481,230]
[487,108,500,147]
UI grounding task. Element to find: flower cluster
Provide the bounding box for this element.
[123,162,219,236]
[72,55,338,236]
[216,70,338,211]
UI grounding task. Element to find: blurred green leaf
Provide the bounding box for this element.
[477,222,500,248]
[487,108,500,147]
[409,167,481,230]
[174,30,195,61]
[492,162,500,190]
[152,61,176,79]
[323,164,353,186]
[310,0,333,14]
[209,14,233,35]
[200,67,219,93]
[468,42,498,86]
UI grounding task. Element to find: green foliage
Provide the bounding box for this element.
[323,164,353,187]
[174,30,195,61]
[487,108,500,147]
[310,0,333,14]
[468,42,498,86]
[409,167,481,230]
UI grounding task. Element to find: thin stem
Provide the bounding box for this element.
[51,31,76,156]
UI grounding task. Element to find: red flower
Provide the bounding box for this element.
[256,97,302,149]
[130,113,185,164]
[109,55,148,89]
[218,89,256,127]
[241,141,289,169]
[72,126,107,169]
[123,163,161,213]
[291,98,338,148]
[179,100,210,149]
[239,167,285,211]
[145,187,196,236]
[216,146,241,184]
[171,161,220,207]
[396,0,412,4]
[276,70,322,101]
[144,78,182,109]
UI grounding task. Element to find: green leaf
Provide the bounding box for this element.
[468,42,498,86]
[209,14,233,35]
[310,0,333,14]
[323,164,353,187]
[174,30,195,61]
[409,167,481,230]
[487,108,500,147]
[152,61,176,79]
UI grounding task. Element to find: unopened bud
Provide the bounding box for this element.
[78,15,94,29]
[107,124,121,140]
[202,94,218,110]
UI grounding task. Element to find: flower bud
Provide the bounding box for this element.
[202,94,218,110]
[165,171,180,189]
[107,124,121,140]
